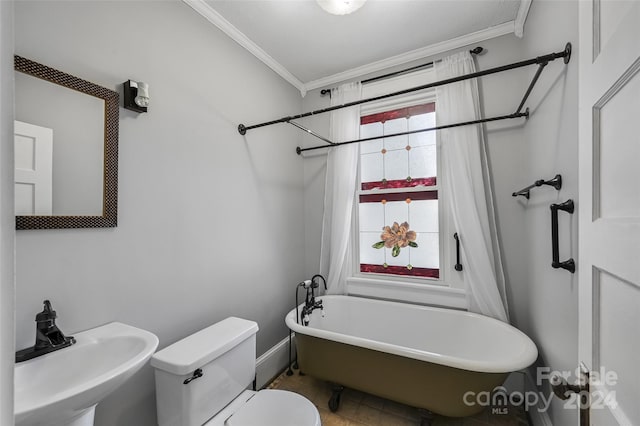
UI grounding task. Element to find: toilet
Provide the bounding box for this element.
[151,317,321,426]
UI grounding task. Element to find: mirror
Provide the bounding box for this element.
[14,55,118,230]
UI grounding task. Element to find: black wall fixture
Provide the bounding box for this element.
[550,199,575,273]
[513,174,562,199]
[453,233,463,271]
[123,80,149,113]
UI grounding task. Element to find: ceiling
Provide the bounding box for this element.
[184,0,531,95]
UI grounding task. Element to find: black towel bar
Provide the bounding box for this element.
[513,174,562,199]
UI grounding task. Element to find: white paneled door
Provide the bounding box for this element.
[578,0,640,425]
[14,120,53,215]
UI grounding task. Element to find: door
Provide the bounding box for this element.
[578,0,640,425]
[14,120,53,215]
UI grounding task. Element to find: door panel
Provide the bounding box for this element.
[593,269,640,423]
[594,63,640,219]
[594,0,637,59]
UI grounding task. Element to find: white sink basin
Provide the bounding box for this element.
[15,322,159,426]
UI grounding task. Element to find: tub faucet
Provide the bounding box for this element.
[301,275,327,326]
[16,300,76,362]
[301,299,323,326]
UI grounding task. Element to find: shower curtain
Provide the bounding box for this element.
[319,82,362,294]
[435,51,509,322]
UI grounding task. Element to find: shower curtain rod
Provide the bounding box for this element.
[320,46,485,96]
[237,43,572,155]
[295,111,529,154]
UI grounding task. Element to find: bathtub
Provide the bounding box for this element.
[285,295,537,418]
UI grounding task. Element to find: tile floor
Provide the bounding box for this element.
[268,368,530,426]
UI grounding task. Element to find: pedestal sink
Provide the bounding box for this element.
[15,322,159,426]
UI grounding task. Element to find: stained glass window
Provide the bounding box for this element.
[358,103,439,279]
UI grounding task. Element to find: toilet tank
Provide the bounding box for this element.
[151,317,259,426]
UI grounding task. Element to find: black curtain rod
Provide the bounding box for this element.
[238,43,572,155]
[237,43,571,137]
[294,43,571,154]
[320,46,484,96]
[287,120,335,146]
[295,110,529,154]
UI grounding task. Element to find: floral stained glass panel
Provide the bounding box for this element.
[359,193,439,278]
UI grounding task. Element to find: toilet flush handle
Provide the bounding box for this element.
[183,368,204,385]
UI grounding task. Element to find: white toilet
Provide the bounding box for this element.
[151,317,321,426]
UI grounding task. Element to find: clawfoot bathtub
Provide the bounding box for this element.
[285,295,537,420]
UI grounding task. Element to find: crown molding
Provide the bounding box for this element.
[184,0,530,97]
[304,20,516,92]
[514,0,533,37]
[182,0,307,96]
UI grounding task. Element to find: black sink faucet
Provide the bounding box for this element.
[16,300,76,362]
[35,300,68,348]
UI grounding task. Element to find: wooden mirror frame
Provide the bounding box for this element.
[14,55,118,230]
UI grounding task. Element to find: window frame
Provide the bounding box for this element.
[346,68,466,306]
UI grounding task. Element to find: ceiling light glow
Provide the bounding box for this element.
[316,0,366,15]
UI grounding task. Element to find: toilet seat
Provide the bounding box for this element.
[225,389,321,426]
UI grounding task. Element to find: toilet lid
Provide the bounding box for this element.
[225,390,320,426]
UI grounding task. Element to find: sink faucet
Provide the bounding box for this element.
[16,300,75,362]
[35,300,71,349]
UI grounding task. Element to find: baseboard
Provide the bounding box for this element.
[255,333,295,389]
[524,369,553,426]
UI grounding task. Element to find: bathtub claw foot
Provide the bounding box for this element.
[328,384,344,412]
[418,409,434,426]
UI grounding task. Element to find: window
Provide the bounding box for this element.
[357,102,441,280]
[347,71,465,306]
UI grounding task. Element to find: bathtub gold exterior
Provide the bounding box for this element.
[296,334,507,417]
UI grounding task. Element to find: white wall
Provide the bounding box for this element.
[302,2,579,424]
[0,0,15,424]
[472,5,579,424]
[511,2,579,425]
[301,96,330,277]
[14,1,303,425]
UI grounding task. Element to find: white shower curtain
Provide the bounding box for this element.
[435,52,509,322]
[319,82,362,294]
